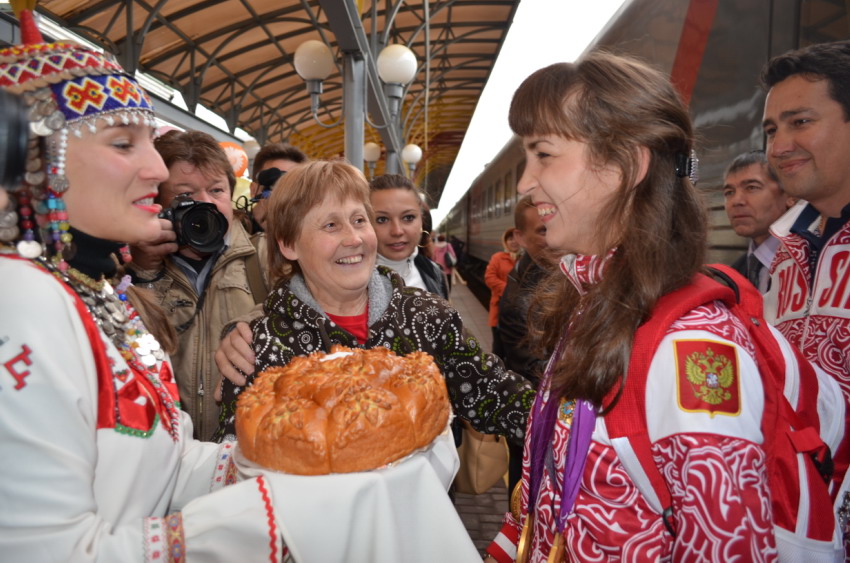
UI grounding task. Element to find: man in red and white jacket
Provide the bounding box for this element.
[761,40,850,497]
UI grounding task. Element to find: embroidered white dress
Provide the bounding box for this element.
[0,256,285,562]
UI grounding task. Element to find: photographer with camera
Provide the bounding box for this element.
[130,129,270,441]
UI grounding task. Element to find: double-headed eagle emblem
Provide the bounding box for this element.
[684,346,734,405]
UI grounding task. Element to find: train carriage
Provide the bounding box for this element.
[442,0,850,294]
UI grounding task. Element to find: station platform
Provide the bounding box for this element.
[446,280,510,557]
[448,279,492,353]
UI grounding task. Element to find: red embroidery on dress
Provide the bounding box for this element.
[225,459,238,486]
[211,442,235,490]
[144,517,167,562]
[257,476,279,562]
[3,344,33,390]
[165,512,185,562]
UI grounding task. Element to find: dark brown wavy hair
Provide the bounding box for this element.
[510,52,707,410]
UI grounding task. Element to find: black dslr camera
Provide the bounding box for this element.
[159,194,228,255]
[0,90,28,189]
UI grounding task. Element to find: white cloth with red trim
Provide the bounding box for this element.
[0,256,285,562]
[236,428,480,562]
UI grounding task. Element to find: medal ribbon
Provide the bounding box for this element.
[526,339,597,535]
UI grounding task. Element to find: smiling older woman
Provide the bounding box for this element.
[213,160,534,444]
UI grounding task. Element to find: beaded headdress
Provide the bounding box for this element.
[0,3,156,266]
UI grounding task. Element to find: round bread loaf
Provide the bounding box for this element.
[236,346,451,475]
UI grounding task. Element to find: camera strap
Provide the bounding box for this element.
[175,276,211,334]
[246,234,268,305]
[173,253,217,334]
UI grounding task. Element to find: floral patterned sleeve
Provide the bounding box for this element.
[428,305,535,446]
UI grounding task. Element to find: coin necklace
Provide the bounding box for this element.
[37,256,163,368]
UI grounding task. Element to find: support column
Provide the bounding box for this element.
[343,53,364,170]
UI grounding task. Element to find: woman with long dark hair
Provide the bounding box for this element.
[485,52,842,562]
[369,174,448,299]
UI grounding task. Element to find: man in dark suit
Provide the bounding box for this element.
[723,150,796,293]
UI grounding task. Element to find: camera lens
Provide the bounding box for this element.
[256,167,284,196]
[0,90,29,189]
[178,203,228,254]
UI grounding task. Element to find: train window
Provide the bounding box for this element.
[504,171,513,212]
[488,184,494,219]
[494,179,503,218]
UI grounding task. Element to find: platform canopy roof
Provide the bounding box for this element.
[33,0,520,205]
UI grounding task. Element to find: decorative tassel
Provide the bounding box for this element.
[46,189,71,270]
[10,1,44,45]
[14,189,41,258]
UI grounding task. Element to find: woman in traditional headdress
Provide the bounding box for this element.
[0,6,290,560]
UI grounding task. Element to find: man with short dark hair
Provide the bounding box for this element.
[244,142,307,233]
[498,196,549,383]
[498,195,551,497]
[761,39,850,495]
[722,150,795,293]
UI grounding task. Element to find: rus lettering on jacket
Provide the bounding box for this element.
[817,250,850,310]
[773,261,809,322]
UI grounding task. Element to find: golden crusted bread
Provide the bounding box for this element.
[236,346,450,475]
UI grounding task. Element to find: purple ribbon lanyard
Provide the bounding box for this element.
[526,341,597,533]
[558,401,595,528]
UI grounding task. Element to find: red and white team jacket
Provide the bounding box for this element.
[765,202,850,493]
[487,253,845,562]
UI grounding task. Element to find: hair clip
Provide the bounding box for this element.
[675,149,699,184]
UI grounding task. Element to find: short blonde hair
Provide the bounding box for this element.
[265,160,374,285]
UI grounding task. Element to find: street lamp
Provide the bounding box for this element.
[401,143,422,176]
[293,39,417,174]
[363,141,381,179]
[376,44,417,124]
[293,40,337,126]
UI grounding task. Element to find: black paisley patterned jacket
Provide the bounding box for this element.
[213,266,535,444]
